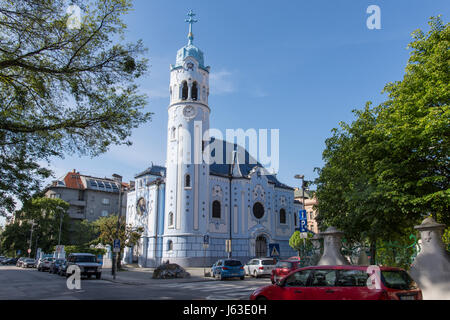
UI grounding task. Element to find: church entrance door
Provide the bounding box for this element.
[255,235,267,257]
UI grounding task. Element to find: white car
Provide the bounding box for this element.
[37,257,54,271]
[244,258,277,278]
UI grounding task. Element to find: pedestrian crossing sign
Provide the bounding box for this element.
[269,243,280,257]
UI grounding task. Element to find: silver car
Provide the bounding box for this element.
[244,258,277,278]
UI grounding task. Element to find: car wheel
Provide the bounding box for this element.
[219,273,224,281]
[254,270,259,278]
[96,273,101,280]
[240,276,245,280]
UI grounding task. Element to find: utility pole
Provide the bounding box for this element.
[227,151,237,259]
[57,206,64,246]
[28,220,35,258]
[112,174,123,280]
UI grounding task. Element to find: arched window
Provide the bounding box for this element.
[181,81,188,100]
[253,202,264,219]
[170,127,176,140]
[212,200,221,219]
[167,240,173,251]
[168,212,174,227]
[185,174,191,188]
[279,208,286,224]
[191,81,198,100]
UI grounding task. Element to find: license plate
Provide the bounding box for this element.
[400,295,415,300]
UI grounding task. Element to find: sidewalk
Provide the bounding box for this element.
[101,265,215,285]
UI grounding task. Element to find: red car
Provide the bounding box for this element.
[251,265,422,300]
[271,260,302,284]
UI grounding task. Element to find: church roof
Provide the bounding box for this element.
[135,165,167,179]
[208,139,294,190]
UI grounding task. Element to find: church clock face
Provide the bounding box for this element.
[183,105,196,118]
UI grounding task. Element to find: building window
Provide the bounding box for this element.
[102,198,110,205]
[168,212,174,228]
[279,208,286,224]
[212,200,221,219]
[181,81,188,100]
[101,210,108,217]
[253,202,264,219]
[167,240,173,251]
[191,81,198,100]
[185,174,191,188]
[171,127,176,140]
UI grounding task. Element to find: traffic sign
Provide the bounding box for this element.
[299,209,308,233]
[269,243,280,257]
[299,209,307,220]
[113,239,120,253]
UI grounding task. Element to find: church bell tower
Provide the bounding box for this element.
[164,10,210,259]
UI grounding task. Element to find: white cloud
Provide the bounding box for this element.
[210,70,236,95]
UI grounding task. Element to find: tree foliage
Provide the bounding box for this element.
[93,214,143,268]
[0,197,70,256]
[315,17,449,251]
[0,0,151,216]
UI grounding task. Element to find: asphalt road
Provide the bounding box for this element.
[0,266,271,300]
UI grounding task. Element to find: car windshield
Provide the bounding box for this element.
[224,260,241,266]
[56,259,65,263]
[75,256,97,263]
[261,260,276,266]
[25,259,34,262]
[276,261,292,268]
[381,270,418,290]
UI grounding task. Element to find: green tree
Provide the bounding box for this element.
[314,17,449,263]
[0,0,151,217]
[1,197,70,255]
[94,215,143,269]
[70,219,100,246]
[289,231,313,257]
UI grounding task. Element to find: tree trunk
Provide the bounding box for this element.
[117,251,122,270]
[369,241,377,265]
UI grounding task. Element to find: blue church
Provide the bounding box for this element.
[123,11,302,267]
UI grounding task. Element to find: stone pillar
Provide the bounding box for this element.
[310,234,322,266]
[409,217,450,300]
[357,248,369,266]
[317,227,350,266]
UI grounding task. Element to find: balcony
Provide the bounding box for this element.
[69,212,85,220]
[69,199,86,206]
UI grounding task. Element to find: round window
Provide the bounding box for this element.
[253,202,264,219]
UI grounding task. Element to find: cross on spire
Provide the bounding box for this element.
[185,10,198,45]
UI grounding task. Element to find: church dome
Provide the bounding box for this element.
[175,43,205,69]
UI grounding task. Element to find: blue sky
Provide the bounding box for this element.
[40,1,450,199]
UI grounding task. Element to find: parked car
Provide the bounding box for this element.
[66,253,102,279]
[244,258,277,278]
[211,259,245,280]
[16,257,27,267]
[250,265,422,300]
[49,259,66,274]
[37,257,54,271]
[22,258,36,268]
[2,258,18,265]
[57,260,69,276]
[271,260,302,284]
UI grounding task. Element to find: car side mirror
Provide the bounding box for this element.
[276,279,284,287]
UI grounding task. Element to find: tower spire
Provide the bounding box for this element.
[185,9,198,45]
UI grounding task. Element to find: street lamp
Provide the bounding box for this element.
[294,174,306,214]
